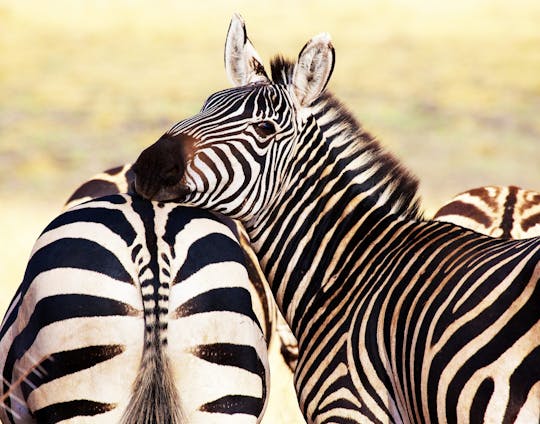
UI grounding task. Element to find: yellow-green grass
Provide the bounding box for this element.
[1,0,540,321]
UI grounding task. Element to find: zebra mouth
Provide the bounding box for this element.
[132,173,193,203]
[162,183,193,203]
[132,133,197,203]
[145,182,193,203]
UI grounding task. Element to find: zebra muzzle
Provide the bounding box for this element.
[133,134,194,201]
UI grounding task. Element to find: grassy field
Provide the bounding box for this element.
[1,0,539,321]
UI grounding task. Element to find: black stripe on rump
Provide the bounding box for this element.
[34,400,116,423]
[174,233,246,283]
[13,294,137,358]
[501,186,518,239]
[44,204,136,246]
[199,395,263,417]
[2,294,138,408]
[432,200,492,228]
[191,344,268,418]
[65,181,122,205]
[173,287,260,330]
[190,343,263,376]
[105,164,131,177]
[26,238,133,285]
[162,206,226,249]
[0,238,134,343]
[21,345,125,400]
[522,212,540,232]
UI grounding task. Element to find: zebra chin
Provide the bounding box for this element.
[134,182,193,203]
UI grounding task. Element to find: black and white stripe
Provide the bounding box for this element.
[133,15,540,423]
[0,194,269,423]
[434,185,540,239]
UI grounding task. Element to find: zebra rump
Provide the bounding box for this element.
[434,185,540,239]
[61,163,303,423]
[63,162,299,372]
[0,194,268,423]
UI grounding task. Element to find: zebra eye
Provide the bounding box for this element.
[254,121,276,137]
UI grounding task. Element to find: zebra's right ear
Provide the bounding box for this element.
[224,13,269,87]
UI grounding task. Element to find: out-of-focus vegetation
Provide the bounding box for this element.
[1,0,539,315]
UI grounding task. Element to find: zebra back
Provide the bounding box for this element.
[434,185,540,238]
[0,194,269,423]
[64,164,135,210]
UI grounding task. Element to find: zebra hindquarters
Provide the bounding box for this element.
[0,198,145,423]
[159,200,269,423]
[0,194,270,423]
[63,166,299,423]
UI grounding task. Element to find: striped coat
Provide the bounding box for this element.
[0,195,270,423]
[131,15,540,423]
[63,164,303,423]
[434,185,540,239]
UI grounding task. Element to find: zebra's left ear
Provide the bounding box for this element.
[292,33,335,107]
[224,13,269,86]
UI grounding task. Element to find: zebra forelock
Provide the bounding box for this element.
[270,55,295,86]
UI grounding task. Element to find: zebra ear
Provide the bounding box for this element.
[292,33,335,107]
[224,13,269,86]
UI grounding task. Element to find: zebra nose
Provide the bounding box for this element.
[133,134,190,200]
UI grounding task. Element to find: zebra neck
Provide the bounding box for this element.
[245,109,422,340]
[246,182,409,342]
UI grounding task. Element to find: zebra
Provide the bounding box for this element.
[62,163,302,423]
[434,185,540,239]
[131,14,540,423]
[0,194,271,423]
[63,164,136,210]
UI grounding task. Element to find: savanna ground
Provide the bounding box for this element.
[1,0,539,363]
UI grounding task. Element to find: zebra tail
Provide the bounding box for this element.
[121,326,185,424]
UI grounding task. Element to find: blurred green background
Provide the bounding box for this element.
[1,0,539,316]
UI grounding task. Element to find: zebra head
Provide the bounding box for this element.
[133,14,335,221]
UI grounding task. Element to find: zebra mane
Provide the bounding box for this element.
[270,55,423,220]
[270,55,295,86]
